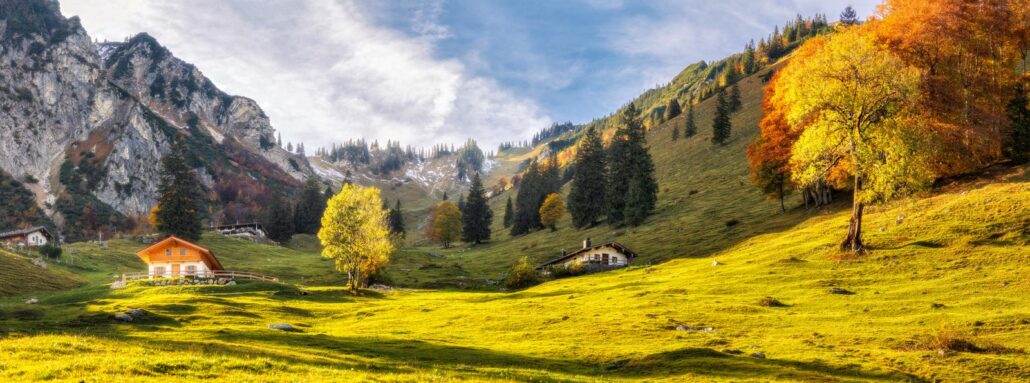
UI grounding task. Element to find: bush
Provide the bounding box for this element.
[547,261,588,279]
[38,243,62,259]
[503,256,539,289]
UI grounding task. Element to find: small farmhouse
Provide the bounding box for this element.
[0,226,54,247]
[538,238,638,270]
[136,236,223,278]
[210,222,266,240]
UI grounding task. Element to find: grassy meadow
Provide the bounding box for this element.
[0,165,1028,381]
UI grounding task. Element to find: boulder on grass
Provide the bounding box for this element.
[268,323,300,332]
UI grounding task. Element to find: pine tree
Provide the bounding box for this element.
[442,191,448,201]
[155,136,205,241]
[672,123,680,141]
[293,177,326,234]
[664,98,682,122]
[389,199,406,237]
[1007,84,1030,163]
[606,103,657,226]
[840,5,858,25]
[742,40,757,74]
[568,127,607,228]
[503,196,514,228]
[511,160,543,235]
[712,88,732,145]
[685,103,698,137]
[729,83,742,113]
[266,195,294,243]
[461,173,493,244]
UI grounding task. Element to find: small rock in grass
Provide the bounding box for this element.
[896,214,905,224]
[758,297,788,307]
[751,352,766,359]
[113,313,133,322]
[126,309,148,319]
[828,287,855,295]
[722,349,744,355]
[225,280,236,286]
[712,260,721,266]
[931,303,946,309]
[110,281,126,289]
[24,298,38,304]
[268,323,300,332]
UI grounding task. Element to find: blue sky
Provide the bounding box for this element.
[63,0,878,150]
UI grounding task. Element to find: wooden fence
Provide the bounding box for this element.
[121,270,279,283]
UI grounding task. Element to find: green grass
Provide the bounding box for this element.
[0,249,81,296]
[1,169,1028,381]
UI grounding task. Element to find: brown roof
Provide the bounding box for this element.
[136,236,224,270]
[538,241,638,269]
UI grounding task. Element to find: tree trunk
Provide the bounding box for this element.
[840,176,865,253]
[778,181,786,213]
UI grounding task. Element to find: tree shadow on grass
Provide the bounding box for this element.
[213,331,914,382]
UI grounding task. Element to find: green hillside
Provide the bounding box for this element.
[0,249,80,296]
[393,62,799,285]
[0,166,1027,381]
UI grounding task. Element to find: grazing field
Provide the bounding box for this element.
[1,166,1028,382]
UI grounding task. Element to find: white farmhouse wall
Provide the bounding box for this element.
[26,232,48,246]
[148,261,212,278]
[563,245,630,267]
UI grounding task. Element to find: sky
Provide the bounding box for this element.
[61,0,878,152]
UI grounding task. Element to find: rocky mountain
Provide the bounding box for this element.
[0,0,311,239]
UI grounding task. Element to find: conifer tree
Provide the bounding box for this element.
[568,127,607,228]
[672,123,680,141]
[389,199,405,237]
[461,173,492,244]
[503,196,514,228]
[729,83,742,112]
[293,177,326,234]
[607,103,658,226]
[742,41,758,74]
[664,98,682,121]
[155,136,205,241]
[712,88,732,145]
[511,160,543,235]
[685,103,698,137]
[1007,85,1030,163]
[840,5,858,25]
[266,195,294,243]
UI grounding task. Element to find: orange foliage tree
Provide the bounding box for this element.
[873,0,1028,173]
[747,72,801,212]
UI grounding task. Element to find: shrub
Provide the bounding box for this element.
[503,256,539,289]
[38,243,62,259]
[547,261,588,279]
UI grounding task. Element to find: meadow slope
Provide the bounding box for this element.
[1,165,1028,382]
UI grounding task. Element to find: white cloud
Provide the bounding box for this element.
[60,0,550,151]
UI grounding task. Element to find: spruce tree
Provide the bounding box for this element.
[266,195,294,243]
[840,6,858,25]
[461,173,492,244]
[568,127,607,228]
[293,177,326,234]
[510,160,542,236]
[1007,84,1030,163]
[389,199,406,237]
[664,98,682,122]
[712,88,732,145]
[685,103,698,137]
[730,83,742,113]
[607,103,657,226]
[503,196,514,228]
[155,136,205,241]
[672,123,680,141]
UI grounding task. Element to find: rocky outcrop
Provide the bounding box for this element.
[0,0,311,226]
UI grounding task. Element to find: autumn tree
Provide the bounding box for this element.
[747,72,800,212]
[873,0,1027,174]
[568,127,607,228]
[318,184,393,291]
[779,27,929,253]
[430,200,462,248]
[538,193,566,231]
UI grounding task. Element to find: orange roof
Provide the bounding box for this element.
[136,236,224,271]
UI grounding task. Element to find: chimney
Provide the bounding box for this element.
[583,238,591,249]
